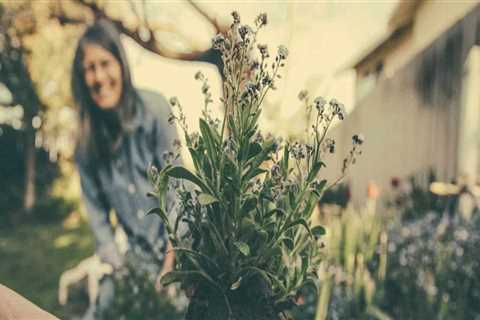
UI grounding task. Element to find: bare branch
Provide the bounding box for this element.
[127,0,141,21]
[186,0,225,34]
[65,0,217,62]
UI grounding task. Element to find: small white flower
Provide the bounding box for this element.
[298,90,308,101]
[314,96,326,112]
[231,11,241,24]
[255,13,267,27]
[238,25,252,40]
[352,134,364,145]
[212,34,226,50]
[258,44,269,58]
[277,45,288,60]
[194,71,205,81]
[169,96,179,106]
[172,139,182,149]
[270,164,281,178]
[167,113,176,125]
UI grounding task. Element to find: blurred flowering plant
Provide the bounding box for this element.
[317,210,480,320]
[148,12,362,320]
[380,212,480,319]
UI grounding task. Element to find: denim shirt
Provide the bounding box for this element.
[76,89,179,268]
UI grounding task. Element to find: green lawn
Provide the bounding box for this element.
[0,219,95,319]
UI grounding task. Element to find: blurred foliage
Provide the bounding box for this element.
[100,264,184,320]
[386,170,456,221]
[320,183,350,209]
[292,178,480,320]
[30,196,79,224]
[379,212,480,319]
[0,125,60,225]
[313,208,386,320]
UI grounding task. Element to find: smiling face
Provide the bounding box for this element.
[82,44,123,110]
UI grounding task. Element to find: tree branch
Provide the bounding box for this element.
[68,0,218,61]
[48,0,224,76]
[187,0,227,34]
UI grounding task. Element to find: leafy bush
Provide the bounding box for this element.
[148,12,362,320]
[31,196,79,224]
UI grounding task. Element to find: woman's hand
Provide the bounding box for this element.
[155,240,177,297]
[0,284,60,320]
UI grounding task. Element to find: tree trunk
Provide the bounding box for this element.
[0,4,41,213]
[23,123,36,212]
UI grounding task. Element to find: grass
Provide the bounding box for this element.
[0,216,95,319]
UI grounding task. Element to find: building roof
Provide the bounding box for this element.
[350,0,423,70]
[387,0,423,32]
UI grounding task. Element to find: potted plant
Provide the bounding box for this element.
[148,12,363,320]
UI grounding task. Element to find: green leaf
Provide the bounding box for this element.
[265,208,286,219]
[230,277,242,290]
[199,118,219,163]
[203,220,229,257]
[172,247,220,272]
[280,144,289,174]
[228,116,238,139]
[239,218,256,242]
[241,266,287,295]
[234,241,251,256]
[246,142,262,161]
[282,237,294,251]
[289,190,296,210]
[283,218,312,238]
[249,139,276,169]
[240,266,271,286]
[307,162,325,183]
[311,225,326,238]
[146,191,157,199]
[263,242,282,259]
[160,271,185,286]
[198,193,218,206]
[241,197,257,214]
[202,155,213,180]
[188,147,203,174]
[160,270,222,292]
[244,167,267,181]
[166,166,211,193]
[300,255,309,285]
[146,207,169,225]
[311,179,327,198]
[249,110,262,130]
[304,273,320,295]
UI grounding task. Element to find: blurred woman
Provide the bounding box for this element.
[71,19,179,319]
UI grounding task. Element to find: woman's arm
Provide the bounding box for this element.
[155,240,175,293]
[148,93,183,292]
[77,162,124,269]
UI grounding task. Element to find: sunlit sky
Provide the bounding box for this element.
[125,1,398,135]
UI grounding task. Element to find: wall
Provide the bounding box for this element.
[325,50,461,207]
[334,3,480,206]
[384,1,479,79]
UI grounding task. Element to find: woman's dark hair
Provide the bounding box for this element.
[72,19,138,164]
